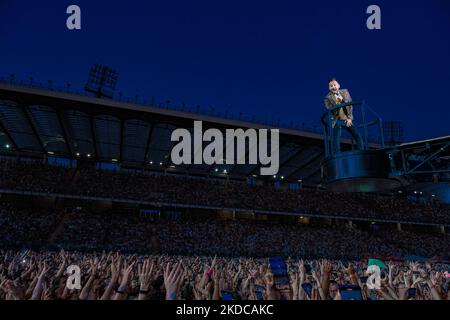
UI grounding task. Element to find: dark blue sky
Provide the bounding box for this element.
[1,0,449,141]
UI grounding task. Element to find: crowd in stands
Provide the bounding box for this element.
[52,211,450,259]
[1,159,449,224]
[1,202,449,259]
[0,203,63,249]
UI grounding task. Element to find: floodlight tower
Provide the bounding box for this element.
[84,64,118,99]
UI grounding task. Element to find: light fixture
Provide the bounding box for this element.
[223,169,227,174]
[87,154,91,158]
[5,144,10,149]
[48,151,55,155]
[150,161,153,164]
[112,159,118,162]
[76,152,80,156]
[159,162,163,166]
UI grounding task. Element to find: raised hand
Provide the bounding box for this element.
[164,262,185,300]
[41,282,52,300]
[120,261,135,287]
[138,259,154,292]
[31,262,49,300]
[263,270,280,300]
[111,256,121,283]
[210,256,218,269]
[403,271,412,288]
[323,260,333,274]
[1,279,25,300]
[299,260,306,276]
[113,260,135,300]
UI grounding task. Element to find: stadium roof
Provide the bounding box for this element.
[0,82,374,185]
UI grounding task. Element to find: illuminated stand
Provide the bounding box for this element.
[320,101,398,192]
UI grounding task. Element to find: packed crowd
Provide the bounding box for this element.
[53,211,450,259]
[1,159,449,224]
[1,250,449,300]
[0,203,63,249]
[1,203,449,259]
[1,159,449,301]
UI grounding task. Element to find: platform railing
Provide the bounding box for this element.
[321,101,385,157]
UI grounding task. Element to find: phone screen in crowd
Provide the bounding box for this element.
[444,284,449,293]
[255,285,265,300]
[339,285,363,300]
[304,264,312,274]
[221,291,234,301]
[302,283,313,297]
[269,256,290,291]
[269,256,287,275]
[407,288,417,299]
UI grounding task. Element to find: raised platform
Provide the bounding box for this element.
[321,150,402,192]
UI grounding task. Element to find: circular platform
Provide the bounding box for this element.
[321,150,402,192]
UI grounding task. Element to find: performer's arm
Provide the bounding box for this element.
[343,89,354,120]
[324,97,333,109]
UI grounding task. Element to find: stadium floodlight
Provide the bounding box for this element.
[85,64,118,99]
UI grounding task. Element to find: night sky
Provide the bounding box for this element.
[1,0,449,141]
